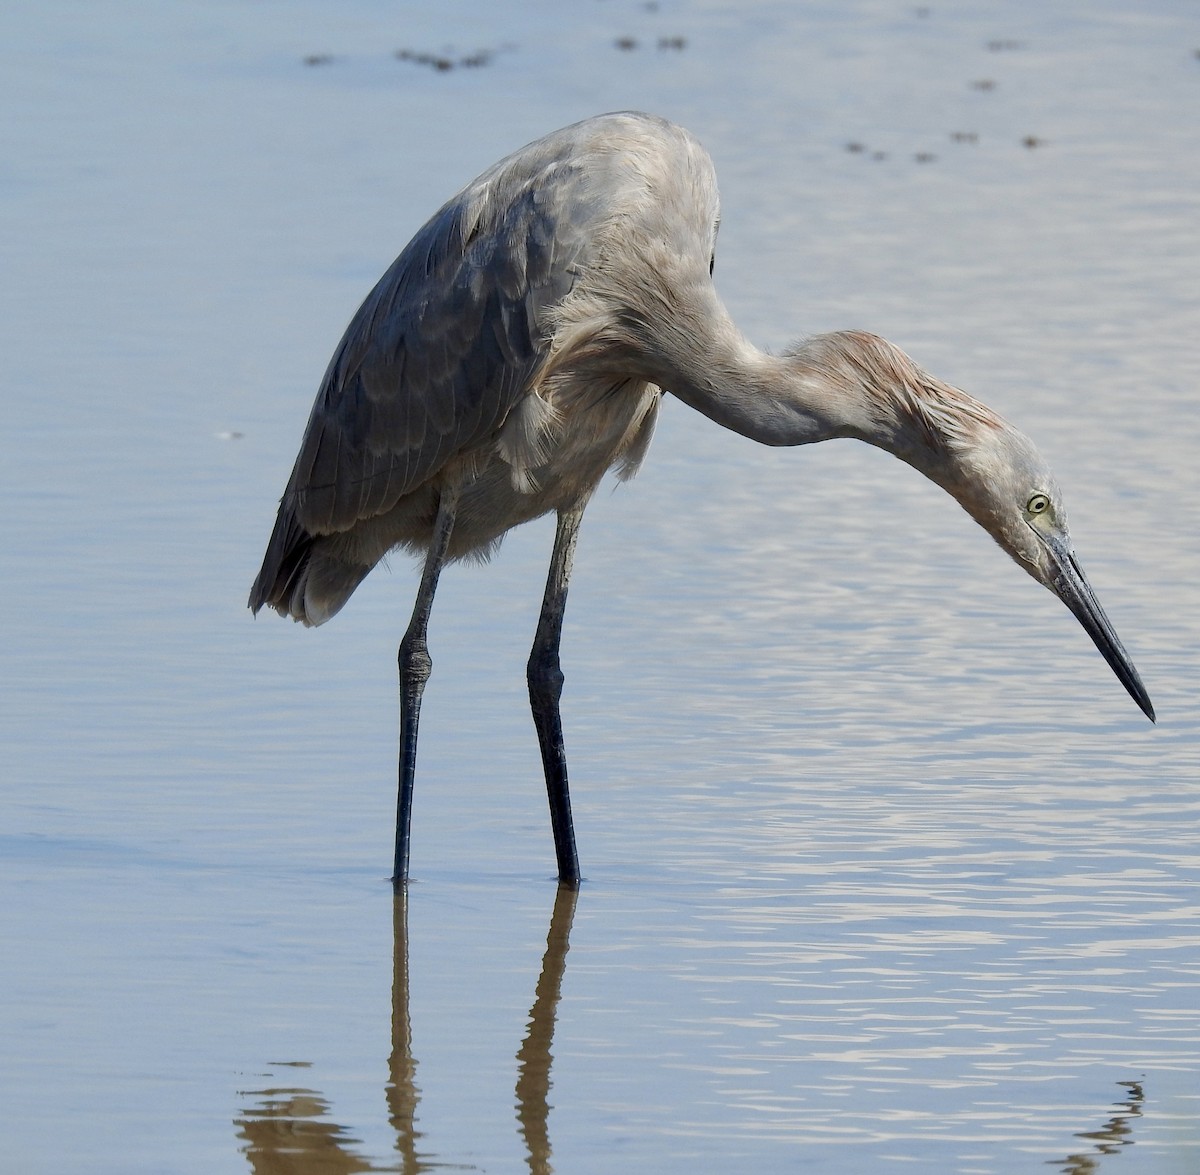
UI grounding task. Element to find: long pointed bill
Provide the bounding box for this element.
[1043,535,1155,722]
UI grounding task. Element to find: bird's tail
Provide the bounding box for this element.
[248,504,369,627]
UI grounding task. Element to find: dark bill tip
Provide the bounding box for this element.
[1048,544,1155,722]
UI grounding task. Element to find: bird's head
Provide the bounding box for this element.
[728,330,1152,721]
[927,409,1155,722]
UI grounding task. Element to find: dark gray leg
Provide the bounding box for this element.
[527,502,588,887]
[393,484,459,887]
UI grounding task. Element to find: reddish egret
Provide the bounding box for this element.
[250,112,1153,887]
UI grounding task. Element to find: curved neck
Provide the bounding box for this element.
[657,330,856,448]
[650,318,989,475]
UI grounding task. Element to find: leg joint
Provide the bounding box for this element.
[399,631,432,690]
[527,650,564,708]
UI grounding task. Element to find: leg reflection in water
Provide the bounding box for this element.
[515,884,578,1175]
[236,886,579,1174]
[385,885,438,1174]
[389,884,579,1174]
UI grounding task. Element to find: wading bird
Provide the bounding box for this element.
[250,111,1154,888]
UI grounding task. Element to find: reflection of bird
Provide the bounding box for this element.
[250,111,1154,887]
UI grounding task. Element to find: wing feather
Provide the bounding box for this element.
[250,143,594,616]
[308,170,591,522]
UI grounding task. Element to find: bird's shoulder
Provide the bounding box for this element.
[286,113,717,533]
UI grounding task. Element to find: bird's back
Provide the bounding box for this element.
[250,112,721,625]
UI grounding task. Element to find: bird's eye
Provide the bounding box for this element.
[1026,492,1050,515]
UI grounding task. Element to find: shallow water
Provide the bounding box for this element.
[3,2,1199,1172]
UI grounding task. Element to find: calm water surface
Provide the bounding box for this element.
[2,2,1199,1172]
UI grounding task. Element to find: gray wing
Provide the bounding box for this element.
[293,178,583,532]
[250,147,594,613]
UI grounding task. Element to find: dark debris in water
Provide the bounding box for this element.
[302,47,502,72]
[614,34,687,51]
[845,142,887,161]
[395,47,496,71]
[840,123,1049,168]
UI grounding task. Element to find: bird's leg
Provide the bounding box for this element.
[528,502,589,887]
[393,483,460,887]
